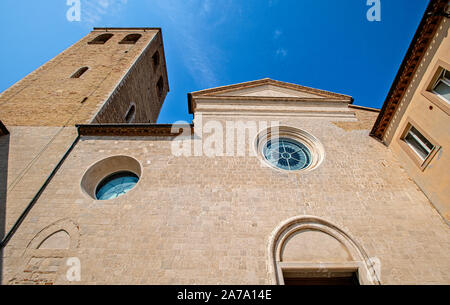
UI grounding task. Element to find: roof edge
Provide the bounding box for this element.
[76,123,194,137]
[93,27,162,31]
[370,0,449,141]
[188,78,353,114]
[348,104,380,113]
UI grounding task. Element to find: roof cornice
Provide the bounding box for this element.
[76,124,194,137]
[370,0,449,141]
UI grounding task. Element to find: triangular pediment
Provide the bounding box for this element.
[214,84,323,98]
[188,78,353,116]
[190,78,352,100]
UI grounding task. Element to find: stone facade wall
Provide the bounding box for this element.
[2,111,449,284]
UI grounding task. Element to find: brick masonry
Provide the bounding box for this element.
[2,110,449,284]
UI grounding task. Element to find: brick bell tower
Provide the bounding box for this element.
[0,28,169,250]
[0,27,169,126]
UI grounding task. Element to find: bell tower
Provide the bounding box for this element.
[0,27,169,126]
[0,28,169,247]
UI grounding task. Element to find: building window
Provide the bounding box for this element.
[88,33,114,45]
[255,126,325,173]
[96,171,139,201]
[152,51,160,70]
[402,125,435,161]
[81,156,142,200]
[399,121,440,170]
[119,34,142,44]
[157,76,164,98]
[432,69,450,104]
[263,138,311,171]
[125,104,136,123]
[70,67,89,78]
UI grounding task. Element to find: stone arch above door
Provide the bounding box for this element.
[267,215,381,285]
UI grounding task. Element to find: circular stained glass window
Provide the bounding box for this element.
[95,171,139,200]
[263,138,312,171]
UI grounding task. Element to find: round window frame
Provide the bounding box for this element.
[81,155,142,201]
[255,126,325,173]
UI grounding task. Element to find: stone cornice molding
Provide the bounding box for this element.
[188,78,353,114]
[76,124,194,137]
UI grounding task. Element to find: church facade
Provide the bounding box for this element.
[0,1,449,285]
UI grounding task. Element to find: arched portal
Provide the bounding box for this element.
[267,216,380,285]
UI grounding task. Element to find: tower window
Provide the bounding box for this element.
[152,51,160,70]
[125,104,136,123]
[88,33,114,45]
[119,34,142,44]
[156,77,164,98]
[70,67,89,78]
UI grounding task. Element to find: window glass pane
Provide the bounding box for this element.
[404,133,428,160]
[263,138,311,171]
[444,69,450,81]
[409,127,434,151]
[96,171,139,200]
[404,127,434,161]
[434,80,450,103]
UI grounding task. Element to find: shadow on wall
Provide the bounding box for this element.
[0,131,10,284]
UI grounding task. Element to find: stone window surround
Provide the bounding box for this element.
[88,33,114,45]
[119,33,142,45]
[397,117,441,171]
[254,126,325,173]
[80,155,142,201]
[70,66,89,79]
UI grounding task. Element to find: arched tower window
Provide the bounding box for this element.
[119,34,142,44]
[267,216,381,285]
[70,67,89,78]
[88,33,114,45]
[152,51,160,71]
[156,76,164,98]
[125,104,136,123]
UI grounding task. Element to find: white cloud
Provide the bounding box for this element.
[276,48,287,57]
[274,29,282,39]
[81,0,128,25]
[152,0,237,88]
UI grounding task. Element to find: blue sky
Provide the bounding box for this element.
[0,0,429,123]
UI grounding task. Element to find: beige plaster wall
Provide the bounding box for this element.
[383,19,450,222]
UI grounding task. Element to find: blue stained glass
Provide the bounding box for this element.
[263,138,311,171]
[95,171,139,200]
